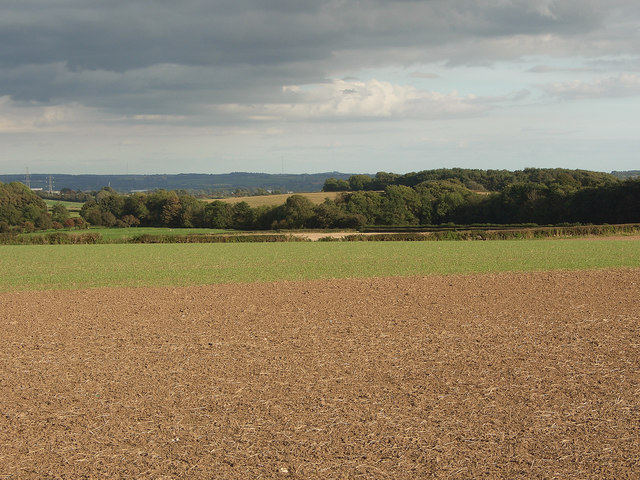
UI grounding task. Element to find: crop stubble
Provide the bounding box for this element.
[1,269,639,478]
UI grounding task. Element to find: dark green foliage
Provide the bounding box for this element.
[231,202,255,229]
[123,194,149,221]
[314,199,366,229]
[337,167,618,192]
[281,195,316,229]
[203,201,233,228]
[0,182,51,229]
[337,191,384,224]
[322,178,350,191]
[348,175,375,191]
[50,203,70,223]
[75,173,640,231]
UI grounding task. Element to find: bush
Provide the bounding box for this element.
[46,232,72,244]
[73,217,89,229]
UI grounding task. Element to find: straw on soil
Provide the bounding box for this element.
[1,269,639,479]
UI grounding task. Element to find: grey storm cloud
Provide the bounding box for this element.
[0,0,638,114]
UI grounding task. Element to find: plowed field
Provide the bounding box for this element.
[1,269,639,479]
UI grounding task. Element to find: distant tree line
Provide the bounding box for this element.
[77,187,365,230]
[323,168,619,192]
[77,169,640,229]
[3,168,639,232]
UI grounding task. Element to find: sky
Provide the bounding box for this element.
[1,0,639,175]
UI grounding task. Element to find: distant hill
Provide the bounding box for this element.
[611,171,640,180]
[0,172,354,194]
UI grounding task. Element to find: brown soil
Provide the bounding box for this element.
[1,269,639,479]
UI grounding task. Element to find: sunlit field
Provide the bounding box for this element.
[1,237,638,291]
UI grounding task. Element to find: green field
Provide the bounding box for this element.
[43,199,84,210]
[43,199,83,218]
[1,238,638,291]
[20,226,231,241]
[86,226,230,240]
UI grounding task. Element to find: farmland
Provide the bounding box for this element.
[1,238,639,478]
[213,191,343,207]
[1,237,639,291]
[82,226,228,241]
[43,199,84,211]
[43,199,83,217]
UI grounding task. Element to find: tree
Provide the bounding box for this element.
[314,199,343,228]
[414,180,475,224]
[101,211,117,227]
[178,194,205,227]
[282,195,316,228]
[203,201,233,229]
[144,190,179,226]
[0,182,51,228]
[378,185,420,225]
[339,191,383,224]
[323,178,349,192]
[231,202,255,229]
[98,194,125,218]
[95,186,117,203]
[371,171,399,190]
[123,194,149,221]
[160,192,182,226]
[348,174,374,191]
[51,203,70,223]
[120,215,141,227]
[80,200,103,226]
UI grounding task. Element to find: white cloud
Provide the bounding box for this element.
[0,96,95,133]
[221,79,485,121]
[543,73,640,100]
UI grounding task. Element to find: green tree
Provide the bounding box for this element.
[338,191,383,224]
[123,193,149,221]
[203,201,233,229]
[80,200,103,226]
[314,199,343,228]
[231,202,255,229]
[348,175,374,191]
[0,182,51,228]
[282,195,316,228]
[51,203,70,224]
[176,194,204,227]
[323,178,350,192]
[161,191,182,227]
[378,185,420,225]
